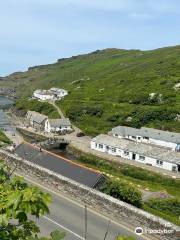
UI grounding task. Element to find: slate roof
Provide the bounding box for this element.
[49,118,71,127]
[92,134,180,165]
[26,111,48,124]
[110,126,180,144]
[15,142,104,188]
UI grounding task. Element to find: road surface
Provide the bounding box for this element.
[22,175,153,240]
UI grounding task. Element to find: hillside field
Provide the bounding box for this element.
[1,46,180,135]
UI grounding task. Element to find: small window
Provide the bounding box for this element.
[132,136,136,139]
[143,136,149,140]
[139,155,145,161]
[115,134,118,137]
[138,136,141,140]
[156,160,163,166]
[95,143,98,148]
[111,147,116,153]
[124,151,129,156]
[99,144,104,149]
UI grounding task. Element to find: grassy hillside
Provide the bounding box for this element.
[2,46,180,135]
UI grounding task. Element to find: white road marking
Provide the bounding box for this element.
[43,215,84,240]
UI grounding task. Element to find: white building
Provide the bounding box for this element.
[33,89,54,101]
[49,88,68,99]
[91,134,180,172]
[33,88,68,101]
[109,126,180,151]
[49,118,72,133]
[26,111,72,133]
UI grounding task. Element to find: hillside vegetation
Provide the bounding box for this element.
[2,46,180,135]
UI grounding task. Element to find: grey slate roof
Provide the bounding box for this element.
[49,118,71,127]
[15,143,104,188]
[26,111,48,124]
[92,134,180,165]
[110,126,180,144]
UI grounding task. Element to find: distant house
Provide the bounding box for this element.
[49,88,68,99]
[91,134,180,172]
[109,126,180,151]
[33,89,54,101]
[26,111,50,132]
[49,118,72,133]
[26,111,72,133]
[33,88,68,101]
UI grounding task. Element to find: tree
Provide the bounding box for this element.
[115,236,136,240]
[0,161,65,240]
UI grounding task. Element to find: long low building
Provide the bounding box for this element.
[91,134,180,172]
[109,126,180,151]
[15,142,105,188]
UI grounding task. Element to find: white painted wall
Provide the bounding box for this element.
[90,140,178,172]
[50,126,72,132]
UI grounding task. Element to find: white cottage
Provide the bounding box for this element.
[109,126,180,151]
[33,88,68,101]
[33,89,54,101]
[91,134,180,172]
[49,118,72,133]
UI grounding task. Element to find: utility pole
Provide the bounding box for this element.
[103,220,111,240]
[84,204,88,240]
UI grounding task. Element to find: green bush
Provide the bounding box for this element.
[145,198,180,217]
[15,99,59,118]
[119,165,180,189]
[101,179,142,207]
[115,236,136,240]
[0,131,11,144]
[144,198,180,225]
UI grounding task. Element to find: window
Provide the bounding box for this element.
[95,143,98,148]
[132,136,136,139]
[138,137,141,140]
[156,160,163,166]
[111,147,116,153]
[143,136,149,140]
[124,151,129,156]
[115,134,118,137]
[139,155,145,161]
[99,144,104,149]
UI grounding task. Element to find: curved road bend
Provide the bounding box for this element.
[21,175,158,240]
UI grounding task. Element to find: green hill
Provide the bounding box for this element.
[1,45,180,135]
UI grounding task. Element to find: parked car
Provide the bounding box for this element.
[76,132,85,137]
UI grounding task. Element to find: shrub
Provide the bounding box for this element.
[145,198,180,217]
[115,236,135,240]
[119,165,180,189]
[101,179,142,207]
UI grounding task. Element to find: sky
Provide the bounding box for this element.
[0,0,180,76]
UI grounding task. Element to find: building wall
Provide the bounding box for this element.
[50,125,72,132]
[112,134,177,150]
[91,141,177,172]
[34,92,54,101]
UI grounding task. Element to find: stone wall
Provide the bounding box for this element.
[0,149,179,240]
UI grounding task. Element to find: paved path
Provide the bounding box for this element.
[47,100,65,119]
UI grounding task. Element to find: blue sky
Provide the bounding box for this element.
[0,0,180,76]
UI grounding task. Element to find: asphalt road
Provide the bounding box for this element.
[23,176,154,240]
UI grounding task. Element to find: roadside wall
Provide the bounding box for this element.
[0,149,179,240]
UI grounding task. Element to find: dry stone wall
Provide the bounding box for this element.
[0,149,179,240]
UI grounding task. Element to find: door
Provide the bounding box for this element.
[132,153,136,160]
